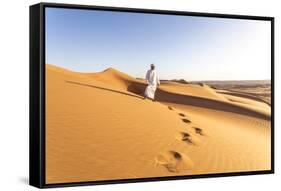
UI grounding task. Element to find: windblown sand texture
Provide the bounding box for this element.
[45,64,271,183]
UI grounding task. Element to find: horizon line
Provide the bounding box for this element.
[46,63,271,82]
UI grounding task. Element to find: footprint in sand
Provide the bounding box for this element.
[178,113,186,117]
[182,118,191,123]
[175,131,200,145]
[168,106,174,110]
[175,132,193,144]
[155,151,193,173]
[193,127,204,136]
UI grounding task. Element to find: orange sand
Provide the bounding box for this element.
[45,64,271,183]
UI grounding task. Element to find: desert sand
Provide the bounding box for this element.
[45,64,271,184]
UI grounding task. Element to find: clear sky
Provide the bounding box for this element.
[46,7,271,81]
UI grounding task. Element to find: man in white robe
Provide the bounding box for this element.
[144,64,160,100]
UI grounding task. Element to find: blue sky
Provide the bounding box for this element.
[46,7,271,81]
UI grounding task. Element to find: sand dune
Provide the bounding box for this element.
[46,64,271,184]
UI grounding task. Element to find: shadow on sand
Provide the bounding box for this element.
[66,81,144,100]
[127,81,270,121]
[66,80,270,121]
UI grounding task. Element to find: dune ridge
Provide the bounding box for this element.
[45,64,271,183]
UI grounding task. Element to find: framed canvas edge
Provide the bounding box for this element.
[29,2,275,189]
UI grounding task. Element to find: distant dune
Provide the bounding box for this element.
[200,80,271,105]
[46,64,271,184]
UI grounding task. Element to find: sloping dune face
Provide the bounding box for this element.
[46,64,271,184]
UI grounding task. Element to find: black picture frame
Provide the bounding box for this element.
[30,2,275,189]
